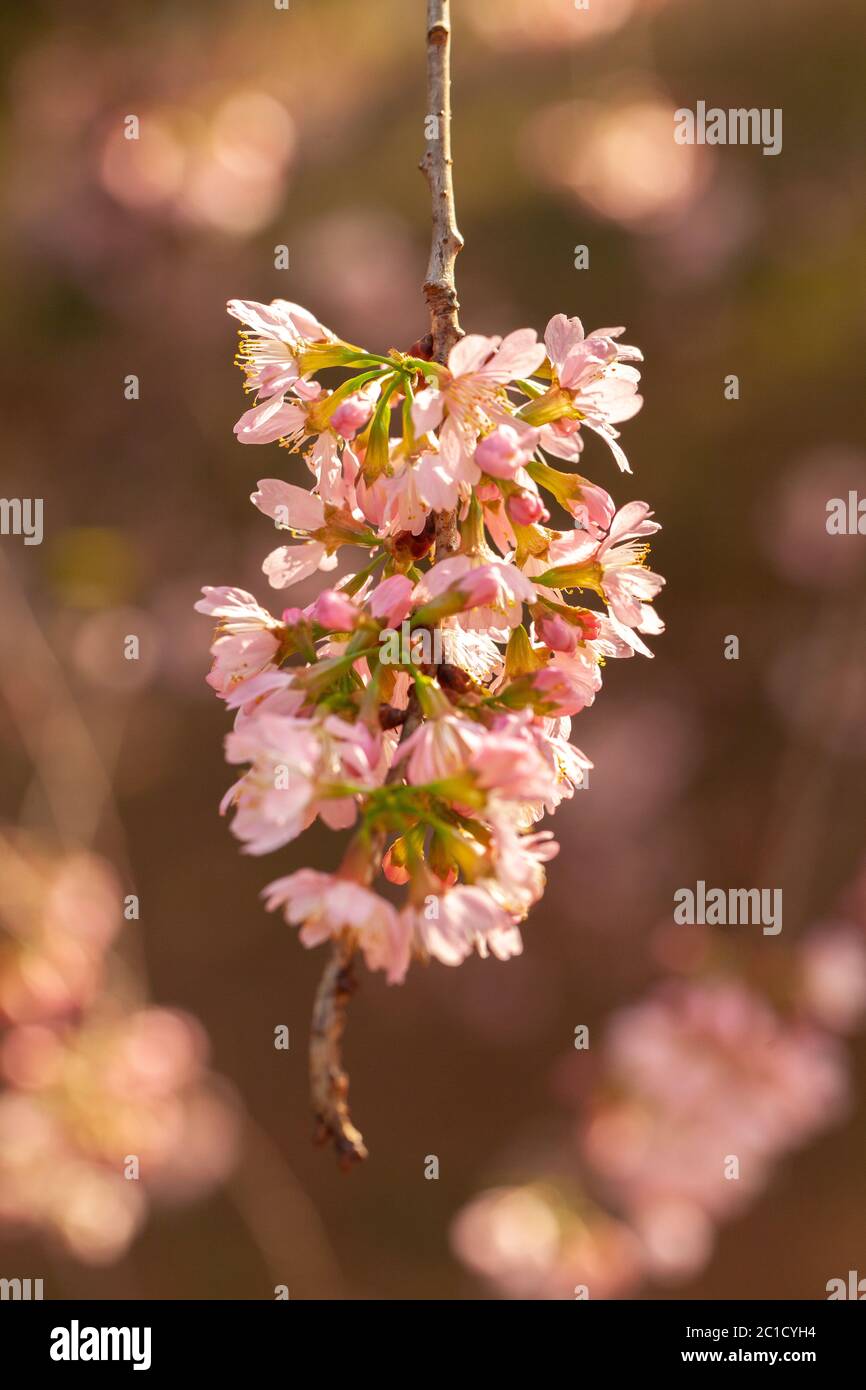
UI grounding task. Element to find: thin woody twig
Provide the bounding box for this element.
[420,0,463,558]
[420,0,463,362]
[310,934,367,1167]
[308,693,421,1165]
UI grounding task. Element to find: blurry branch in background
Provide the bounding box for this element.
[231,1118,346,1297]
[0,550,129,864]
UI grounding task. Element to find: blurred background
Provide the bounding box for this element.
[1,0,865,1299]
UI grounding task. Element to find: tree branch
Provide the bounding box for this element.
[310,933,367,1167]
[308,690,422,1166]
[420,0,463,558]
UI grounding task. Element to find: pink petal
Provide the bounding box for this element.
[251,481,325,531]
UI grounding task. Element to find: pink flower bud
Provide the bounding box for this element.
[369,574,415,626]
[330,395,372,439]
[310,589,359,631]
[458,565,502,608]
[281,607,305,626]
[565,479,615,537]
[382,844,410,885]
[529,666,587,716]
[475,479,501,503]
[475,425,530,479]
[506,489,549,526]
[576,610,602,642]
[536,611,579,654]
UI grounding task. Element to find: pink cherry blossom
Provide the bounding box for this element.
[329,393,374,440]
[797,924,866,1033]
[368,574,415,626]
[524,661,600,717]
[205,630,281,697]
[506,489,548,526]
[450,565,503,609]
[223,713,380,854]
[263,870,411,984]
[251,479,327,532]
[380,450,465,535]
[484,810,559,917]
[562,476,616,538]
[439,624,504,684]
[225,668,304,720]
[395,713,486,784]
[582,980,849,1236]
[527,717,592,813]
[475,423,539,479]
[227,297,335,402]
[195,586,283,695]
[544,503,663,630]
[417,554,535,634]
[540,313,643,473]
[309,589,359,631]
[412,330,546,467]
[534,610,579,654]
[250,480,342,590]
[406,885,523,967]
[451,1184,643,1301]
[263,544,339,589]
[471,725,560,802]
[594,503,665,628]
[234,393,310,446]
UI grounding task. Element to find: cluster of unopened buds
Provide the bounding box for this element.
[197,298,664,982]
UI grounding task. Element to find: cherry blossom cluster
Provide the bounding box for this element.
[0,834,237,1262]
[197,298,664,981]
[452,909,866,1298]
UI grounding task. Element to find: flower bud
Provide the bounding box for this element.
[330,394,373,440]
[506,489,549,526]
[369,574,414,626]
[458,565,502,608]
[382,840,411,885]
[575,609,602,642]
[309,589,359,631]
[535,610,579,654]
[475,479,501,503]
[475,425,533,479]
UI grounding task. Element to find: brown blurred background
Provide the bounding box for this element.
[0,0,865,1298]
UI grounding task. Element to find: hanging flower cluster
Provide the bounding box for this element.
[197,298,664,985]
